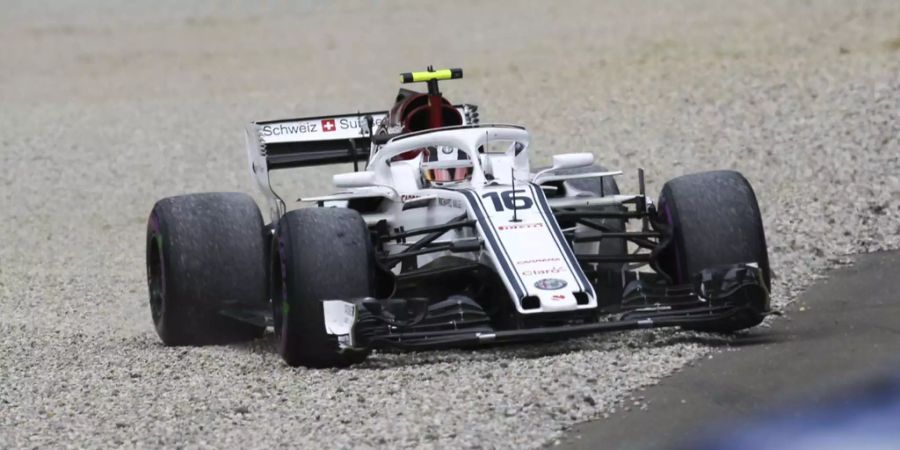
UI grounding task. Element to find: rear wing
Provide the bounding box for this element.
[246,105,478,171]
[245,104,478,220]
[248,111,382,171]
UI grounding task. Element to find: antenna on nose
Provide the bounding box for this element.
[510,167,521,223]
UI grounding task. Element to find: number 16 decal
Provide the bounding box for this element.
[482,190,533,212]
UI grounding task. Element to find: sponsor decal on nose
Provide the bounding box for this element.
[522,266,566,277]
[321,119,336,132]
[534,278,568,290]
[516,257,562,265]
[497,223,543,231]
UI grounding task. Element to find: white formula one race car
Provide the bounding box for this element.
[146,68,771,367]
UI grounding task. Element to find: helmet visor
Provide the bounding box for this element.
[424,167,472,183]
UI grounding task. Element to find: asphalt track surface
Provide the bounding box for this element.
[558,251,900,450]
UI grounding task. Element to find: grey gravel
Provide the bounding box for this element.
[1,1,899,448]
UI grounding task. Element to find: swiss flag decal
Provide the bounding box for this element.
[321,119,336,132]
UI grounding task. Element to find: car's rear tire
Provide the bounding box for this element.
[272,207,373,368]
[147,192,267,345]
[657,170,771,332]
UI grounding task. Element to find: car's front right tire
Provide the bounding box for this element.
[271,207,373,368]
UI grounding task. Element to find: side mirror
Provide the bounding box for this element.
[532,153,595,184]
[551,153,594,170]
[333,171,376,188]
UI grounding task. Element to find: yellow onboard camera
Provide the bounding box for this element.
[400,68,463,84]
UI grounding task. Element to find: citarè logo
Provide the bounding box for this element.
[522,266,565,277]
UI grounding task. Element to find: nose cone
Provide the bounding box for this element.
[535,290,579,312]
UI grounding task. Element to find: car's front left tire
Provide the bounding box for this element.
[656,170,771,332]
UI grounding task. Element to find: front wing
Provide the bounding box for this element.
[324,263,770,351]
